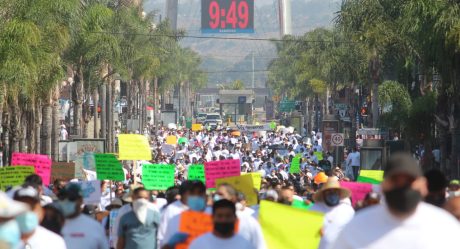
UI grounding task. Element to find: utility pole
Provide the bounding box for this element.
[166,0,178,31]
[278,0,292,37]
[252,51,255,89]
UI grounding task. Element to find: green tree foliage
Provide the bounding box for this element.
[378,80,412,132]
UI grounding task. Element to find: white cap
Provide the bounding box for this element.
[0,192,29,218]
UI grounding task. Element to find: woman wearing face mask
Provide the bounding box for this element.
[13,185,67,249]
[0,192,28,249]
[310,177,354,249]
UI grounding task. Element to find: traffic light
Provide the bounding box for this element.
[361,107,368,116]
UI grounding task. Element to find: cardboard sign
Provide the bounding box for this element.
[142,164,175,190]
[187,164,205,183]
[177,211,213,249]
[94,154,125,181]
[166,135,177,145]
[236,124,271,132]
[51,162,76,182]
[11,152,52,185]
[0,166,35,190]
[340,181,373,207]
[74,180,102,205]
[259,201,324,249]
[290,155,301,173]
[204,159,241,188]
[245,172,262,190]
[357,170,384,184]
[191,124,202,132]
[216,174,257,206]
[118,134,152,160]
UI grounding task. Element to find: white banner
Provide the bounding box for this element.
[236,124,272,132]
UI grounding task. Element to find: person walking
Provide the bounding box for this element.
[332,153,460,249]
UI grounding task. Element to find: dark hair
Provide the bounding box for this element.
[179,180,206,196]
[41,204,65,235]
[212,199,236,215]
[24,174,43,186]
[133,187,148,197]
[424,169,447,192]
[165,186,180,204]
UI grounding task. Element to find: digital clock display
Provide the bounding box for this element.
[201,0,254,33]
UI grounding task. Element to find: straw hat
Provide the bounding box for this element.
[313,177,351,202]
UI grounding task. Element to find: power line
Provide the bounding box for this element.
[202,70,269,73]
[88,31,357,43]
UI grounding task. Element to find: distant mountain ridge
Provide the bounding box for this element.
[144,0,340,87]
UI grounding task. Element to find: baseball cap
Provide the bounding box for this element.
[384,153,422,179]
[13,186,40,203]
[0,192,28,218]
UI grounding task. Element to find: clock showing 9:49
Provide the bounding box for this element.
[201,0,254,33]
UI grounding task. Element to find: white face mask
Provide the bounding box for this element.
[132,199,153,224]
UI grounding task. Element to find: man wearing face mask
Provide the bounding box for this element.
[189,199,255,249]
[117,187,160,249]
[310,177,354,249]
[0,191,29,249]
[59,183,109,249]
[13,186,67,249]
[332,153,460,249]
[161,181,207,249]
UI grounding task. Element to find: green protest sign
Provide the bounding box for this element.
[188,164,205,183]
[357,170,384,184]
[0,166,35,190]
[94,154,125,181]
[290,155,301,174]
[142,164,175,190]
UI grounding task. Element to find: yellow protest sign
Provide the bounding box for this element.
[259,201,324,249]
[118,134,152,160]
[216,174,257,206]
[242,172,262,190]
[191,124,202,132]
[0,166,36,190]
[166,135,177,145]
[358,170,384,184]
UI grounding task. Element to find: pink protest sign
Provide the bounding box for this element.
[340,181,373,207]
[204,159,241,188]
[12,152,52,185]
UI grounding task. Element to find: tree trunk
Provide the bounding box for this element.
[34,100,42,155]
[10,97,20,154]
[52,85,60,160]
[1,101,9,166]
[93,88,99,138]
[27,105,35,154]
[107,80,113,152]
[82,93,90,138]
[100,84,107,147]
[19,111,27,153]
[370,49,380,128]
[42,102,52,157]
[73,67,84,137]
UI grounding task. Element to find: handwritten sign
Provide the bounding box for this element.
[216,174,257,206]
[259,201,324,249]
[187,164,205,183]
[357,170,384,184]
[142,164,175,190]
[313,151,323,161]
[74,180,102,205]
[340,181,373,207]
[191,124,202,132]
[177,211,213,249]
[51,162,76,182]
[118,134,152,160]
[11,152,52,185]
[290,155,301,173]
[166,135,177,145]
[244,172,262,190]
[0,166,35,190]
[94,154,125,181]
[204,159,241,188]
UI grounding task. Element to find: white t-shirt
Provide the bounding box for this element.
[189,233,255,249]
[331,202,460,249]
[158,200,188,244]
[61,214,109,249]
[24,226,67,249]
[310,201,354,249]
[347,152,360,167]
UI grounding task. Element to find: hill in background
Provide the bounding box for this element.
[144,0,340,88]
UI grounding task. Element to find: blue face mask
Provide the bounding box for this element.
[59,200,77,217]
[213,194,222,202]
[324,192,340,207]
[0,219,21,248]
[187,196,206,211]
[16,211,39,234]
